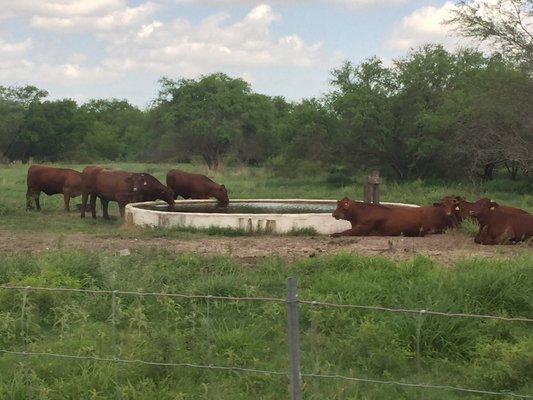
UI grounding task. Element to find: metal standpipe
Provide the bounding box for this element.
[286,277,303,400]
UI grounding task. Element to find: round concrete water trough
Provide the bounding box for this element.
[125,199,419,235]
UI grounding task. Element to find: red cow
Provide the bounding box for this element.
[166,169,229,205]
[439,196,528,224]
[26,165,82,212]
[331,197,453,237]
[81,167,174,219]
[469,199,533,245]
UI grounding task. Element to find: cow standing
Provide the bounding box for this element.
[26,165,83,212]
[166,169,229,205]
[81,167,174,219]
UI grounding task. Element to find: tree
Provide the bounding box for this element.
[0,85,49,162]
[80,99,145,160]
[151,73,275,169]
[448,0,533,69]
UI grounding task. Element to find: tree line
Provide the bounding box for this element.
[3,0,533,184]
[1,44,531,182]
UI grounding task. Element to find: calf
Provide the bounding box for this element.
[469,199,533,245]
[166,169,229,205]
[331,197,452,237]
[26,165,82,212]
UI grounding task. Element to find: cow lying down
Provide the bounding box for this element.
[331,197,456,238]
[469,199,533,245]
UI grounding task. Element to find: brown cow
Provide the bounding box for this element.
[469,199,533,245]
[330,197,453,238]
[81,167,174,219]
[166,169,229,205]
[26,165,82,212]
[439,196,528,224]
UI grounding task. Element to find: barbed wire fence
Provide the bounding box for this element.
[1,279,533,400]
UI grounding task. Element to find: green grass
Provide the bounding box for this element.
[0,162,531,236]
[0,250,532,399]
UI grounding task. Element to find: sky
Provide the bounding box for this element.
[0,0,470,107]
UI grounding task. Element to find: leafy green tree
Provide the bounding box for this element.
[448,0,533,69]
[24,99,89,161]
[80,99,144,160]
[0,85,49,162]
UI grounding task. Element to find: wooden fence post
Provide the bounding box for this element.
[363,171,381,204]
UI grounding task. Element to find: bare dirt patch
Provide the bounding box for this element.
[0,229,530,265]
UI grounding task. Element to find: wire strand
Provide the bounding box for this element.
[1,285,531,323]
[1,349,531,399]
[302,372,533,399]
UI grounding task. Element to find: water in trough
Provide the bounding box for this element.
[136,201,335,214]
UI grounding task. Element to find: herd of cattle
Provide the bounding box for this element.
[26,165,532,246]
[331,196,532,245]
[26,165,228,218]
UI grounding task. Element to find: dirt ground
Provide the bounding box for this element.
[0,229,530,265]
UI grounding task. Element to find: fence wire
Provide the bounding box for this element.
[1,285,532,323]
[1,284,532,400]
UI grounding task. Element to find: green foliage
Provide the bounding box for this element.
[0,45,530,183]
[0,250,531,398]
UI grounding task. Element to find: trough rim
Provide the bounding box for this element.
[126,199,420,219]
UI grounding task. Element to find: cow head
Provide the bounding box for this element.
[333,197,352,220]
[214,184,229,206]
[439,196,471,220]
[469,198,499,219]
[136,173,175,209]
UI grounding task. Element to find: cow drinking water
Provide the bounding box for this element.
[166,169,229,205]
[81,167,174,219]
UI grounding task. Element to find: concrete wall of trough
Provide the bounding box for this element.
[125,199,419,235]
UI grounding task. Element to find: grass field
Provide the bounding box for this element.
[0,162,532,236]
[0,250,532,399]
[0,163,532,399]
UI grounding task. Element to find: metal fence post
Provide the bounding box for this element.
[286,277,302,400]
[111,290,121,400]
[20,287,32,399]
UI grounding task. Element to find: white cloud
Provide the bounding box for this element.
[0,38,33,80]
[386,2,458,51]
[174,0,405,8]
[0,0,157,33]
[0,2,332,97]
[100,4,328,76]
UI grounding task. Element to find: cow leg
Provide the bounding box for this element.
[118,203,126,219]
[63,191,71,212]
[81,193,88,219]
[89,194,97,219]
[331,224,372,238]
[34,192,41,211]
[26,188,34,210]
[100,198,110,220]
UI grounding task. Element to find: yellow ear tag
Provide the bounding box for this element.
[490,206,495,210]
[455,206,460,211]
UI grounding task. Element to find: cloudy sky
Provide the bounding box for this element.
[0,0,468,107]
